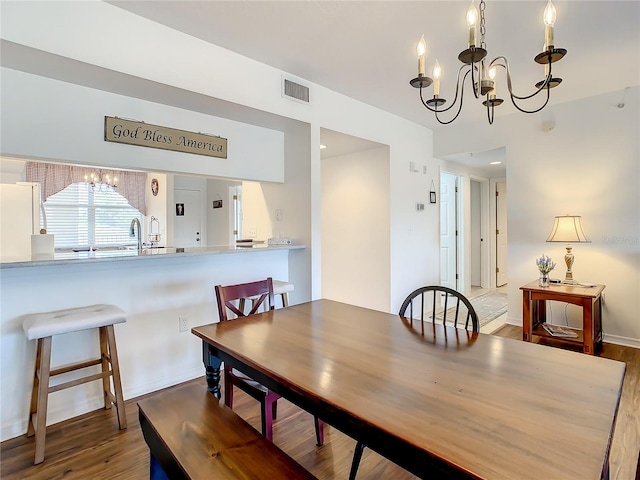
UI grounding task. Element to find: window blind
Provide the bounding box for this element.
[44,183,143,250]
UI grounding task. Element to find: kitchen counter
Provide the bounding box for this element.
[0,244,305,269]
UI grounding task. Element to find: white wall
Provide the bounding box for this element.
[435,88,640,345]
[0,249,291,441]
[321,146,391,312]
[0,68,285,183]
[207,178,240,246]
[145,172,168,246]
[0,1,437,311]
[0,1,439,441]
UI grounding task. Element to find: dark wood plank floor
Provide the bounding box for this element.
[1,324,638,479]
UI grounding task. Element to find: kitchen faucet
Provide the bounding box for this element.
[130,218,142,252]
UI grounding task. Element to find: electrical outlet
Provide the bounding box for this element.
[247,227,257,238]
[179,317,188,332]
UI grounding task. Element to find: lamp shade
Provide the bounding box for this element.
[546,215,590,243]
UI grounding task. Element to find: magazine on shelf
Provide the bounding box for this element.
[542,323,578,338]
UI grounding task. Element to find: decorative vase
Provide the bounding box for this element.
[539,272,550,287]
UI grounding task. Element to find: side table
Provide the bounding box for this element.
[520,280,606,355]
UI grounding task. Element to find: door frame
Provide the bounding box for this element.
[440,168,493,295]
[491,177,508,288]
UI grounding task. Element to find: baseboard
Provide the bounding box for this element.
[602,333,640,349]
[505,318,639,349]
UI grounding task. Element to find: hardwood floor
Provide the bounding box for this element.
[2,325,638,479]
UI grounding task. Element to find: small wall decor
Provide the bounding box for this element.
[151,178,159,196]
[212,193,223,209]
[429,180,437,204]
[176,203,184,216]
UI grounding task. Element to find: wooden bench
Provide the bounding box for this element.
[138,383,316,480]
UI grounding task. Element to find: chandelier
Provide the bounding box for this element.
[410,0,566,125]
[84,170,118,192]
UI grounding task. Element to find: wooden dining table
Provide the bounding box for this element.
[191,299,625,480]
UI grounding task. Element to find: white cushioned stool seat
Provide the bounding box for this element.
[245,279,294,310]
[23,304,126,340]
[273,280,294,295]
[21,304,127,464]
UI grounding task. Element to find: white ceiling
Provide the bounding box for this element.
[109,0,640,133]
[4,2,638,176]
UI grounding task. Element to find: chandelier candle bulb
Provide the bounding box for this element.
[417,35,426,76]
[489,67,497,96]
[544,0,556,48]
[433,60,442,96]
[467,1,479,47]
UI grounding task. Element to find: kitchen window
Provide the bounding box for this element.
[44,183,143,250]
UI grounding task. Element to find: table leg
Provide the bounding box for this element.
[523,292,532,342]
[583,300,595,355]
[202,341,222,399]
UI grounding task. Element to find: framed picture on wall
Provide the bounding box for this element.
[176,203,184,216]
[430,191,437,204]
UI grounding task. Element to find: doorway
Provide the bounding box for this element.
[174,188,202,247]
[440,172,459,291]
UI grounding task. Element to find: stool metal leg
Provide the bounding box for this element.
[105,325,127,429]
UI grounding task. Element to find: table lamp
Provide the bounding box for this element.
[546,215,590,284]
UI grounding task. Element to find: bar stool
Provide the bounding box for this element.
[22,304,127,464]
[240,279,294,313]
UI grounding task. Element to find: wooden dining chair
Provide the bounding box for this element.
[348,285,479,480]
[215,277,324,446]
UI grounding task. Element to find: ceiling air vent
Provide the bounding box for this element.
[282,77,310,104]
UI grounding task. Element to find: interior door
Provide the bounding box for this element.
[440,173,458,290]
[496,181,508,286]
[174,189,201,248]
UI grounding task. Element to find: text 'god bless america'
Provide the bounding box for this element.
[104,116,227,159]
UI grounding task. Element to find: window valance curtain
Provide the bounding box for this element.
[26,162,147,215]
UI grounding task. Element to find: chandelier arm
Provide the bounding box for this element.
[434,70,470,125]
[486,102,494,125]
[509,82,551,114]
[492,56,550,101]
[438,66,469,113]
[418,87,440,113]
[418,66,469,114]
[470,62,481,99]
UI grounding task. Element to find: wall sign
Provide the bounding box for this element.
[104,116,227,158]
